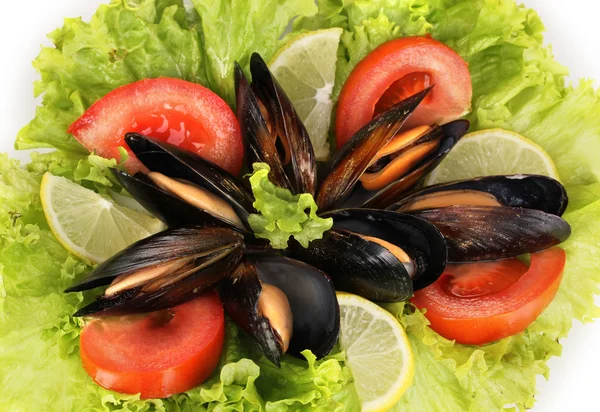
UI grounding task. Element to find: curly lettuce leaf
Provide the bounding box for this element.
[248,163,333,249]
[190,0,317,105]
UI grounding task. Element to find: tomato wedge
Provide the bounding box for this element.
[80,292,225,399]
[411,248,566,345]
[335,36,472,148]
[69,78,244,175]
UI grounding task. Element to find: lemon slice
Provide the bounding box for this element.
[269,28,343,161]
[425,128,560,185]
[337,292,414,412]
[41,173,165,263]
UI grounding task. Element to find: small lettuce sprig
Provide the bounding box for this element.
[248,163,333,249]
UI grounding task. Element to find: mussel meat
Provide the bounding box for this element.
[358,119,471,209]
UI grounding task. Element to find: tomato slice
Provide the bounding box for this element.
[80,291,225,399]
[69,78,244,175]
[335,36,472,148]
[411,248,566,345]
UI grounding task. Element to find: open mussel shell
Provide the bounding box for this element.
[316,88,432,212]
[249,53,317,195]
[290,209,447,300]
[359,120,470,209]
[324,208,447,291]
[235,54,317,196]
[66,227,244,316]
[290,230,413,301]
[220,256,339,366]
[411,206,571,262]
[391,174,568,216]
[124,133,254,229]
[112,169,247,231]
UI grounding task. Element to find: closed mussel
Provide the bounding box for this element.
[221,255,339,366]
[289,209,447,301]
[66,227,245,316]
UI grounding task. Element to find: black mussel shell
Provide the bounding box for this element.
[249,53,317,195]
[221,256,339,366]
[411,206,571,262]
[220,261,282,364]
[360,120,470,209]
[323,208,447,291]
[390,174,568,216]
[67,227,244,316]
[316,88,432,212]
[289,229,413,301]
[125,133,254,227]
[112,169,247,231]
[235,56,317,196]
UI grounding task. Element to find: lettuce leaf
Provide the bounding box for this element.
[248,163,333,249]
[190,0,317,105]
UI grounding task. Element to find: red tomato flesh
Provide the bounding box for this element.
[80,291,225,399]
[336,36,472,148]
[445,259,527,298]
[68,78,244,175]
[412,248,566,345]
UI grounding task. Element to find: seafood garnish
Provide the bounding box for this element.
[65,53,571,365]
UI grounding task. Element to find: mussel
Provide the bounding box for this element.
[357,120,471,209]
[221,256,339,365]
[66,226,245,316]
[410,206,571,262]
[391,174,568,216]
[289,209,447,300]
[386,174,571,262]
[112,134,254,232]
[236,54,316,196]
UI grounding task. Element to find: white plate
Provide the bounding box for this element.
[0,1,598,410]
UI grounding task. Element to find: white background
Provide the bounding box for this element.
[1,1,599,410]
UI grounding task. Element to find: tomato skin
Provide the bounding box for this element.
[335,36,472,148]
[411,248,566,345]
[80,291,225,399]
[69,78,244,175]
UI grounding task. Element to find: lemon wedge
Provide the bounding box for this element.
[41,173,165,263]
[337,292,414,412]
[426,128,560,185]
